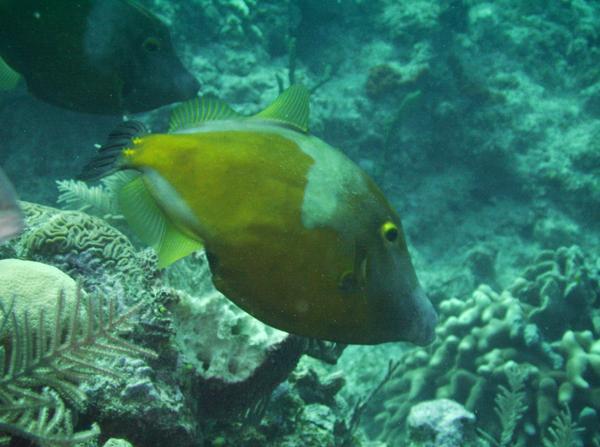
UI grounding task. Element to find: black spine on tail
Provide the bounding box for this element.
[78,121,148,181]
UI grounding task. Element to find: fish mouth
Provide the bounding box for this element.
[365,250,438,345]
[405,287,438,345]
[375,285,437,346]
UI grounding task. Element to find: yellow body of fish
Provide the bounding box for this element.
[82,86,437,345]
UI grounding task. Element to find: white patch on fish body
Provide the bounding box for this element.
[173,119,371,236]
[295,135,370,235]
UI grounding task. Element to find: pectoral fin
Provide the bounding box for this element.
[118,175,202,268]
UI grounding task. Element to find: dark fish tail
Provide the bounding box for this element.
[79,120,148,181]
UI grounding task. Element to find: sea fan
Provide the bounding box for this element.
[56,171,135,222]
[0,287,156,446]
[478,363,528,447]
[542,407,583,447]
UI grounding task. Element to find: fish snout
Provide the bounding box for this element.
[122,52,200,112]
[403,287,438,346]
[174,71,200,101]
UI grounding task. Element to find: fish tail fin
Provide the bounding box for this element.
[78,120,148,181]
[0,56,20,91]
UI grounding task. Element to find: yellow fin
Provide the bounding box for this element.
[157,224,204,268]
[169,95,242,132]
[118,176,202,268]
[252,84,310,133]
[0,57,20,91]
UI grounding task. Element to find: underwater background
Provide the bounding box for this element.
[0,0,599,446]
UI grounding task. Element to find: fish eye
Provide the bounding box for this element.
[381,221,399,243]
[143,37,161,52]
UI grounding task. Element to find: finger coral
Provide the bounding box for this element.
[366,245,599,446]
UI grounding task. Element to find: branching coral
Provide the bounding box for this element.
[366,245,599,446]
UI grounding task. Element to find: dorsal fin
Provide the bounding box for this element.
[169,85,311,134]
[169,95,242,132]
[252,84,310,133]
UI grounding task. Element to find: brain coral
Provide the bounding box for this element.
[0,258,82,334]
[13,202,145,283]
[366,245,599,446]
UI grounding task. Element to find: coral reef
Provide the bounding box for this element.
[0,201,349,446]
[85,354,201,447]
[201,359,374,447]
[365,64,403,99]
[169,252,308,418]
[6,201,593,446]
[22,207,140,276]
[4,202,151,298]
[0,263,155,446]
[366,245,599,446]
[2,0,600,445]
[103,440,134,447]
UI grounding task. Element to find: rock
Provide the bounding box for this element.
[407,399,476,447]
[171,253,307,417]
[293,368,345,406]
[102,439,134,447]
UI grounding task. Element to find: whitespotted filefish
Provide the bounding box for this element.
[0,0,199,114]
[80,86,437,345]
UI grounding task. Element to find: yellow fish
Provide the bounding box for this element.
[81,86,437,345]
